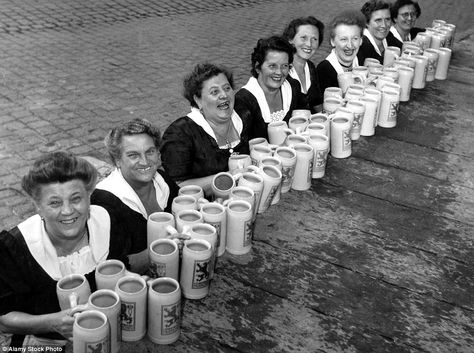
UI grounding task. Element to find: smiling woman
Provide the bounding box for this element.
[234,35,307,140]
[0,151,149,348]
[94,119,180,271]
[386,0,425,50]
[283,16,325,113]
[96,118,179,218]
[315,10,366,94]
[358,0,392,64]
[160,63,251,196]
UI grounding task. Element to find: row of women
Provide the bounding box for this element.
[0,0,434,349]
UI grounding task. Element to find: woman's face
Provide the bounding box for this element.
[394,4,417,32]
[367,9,391,41]
[257,50,290,91]
[36,180,90,243]
[290,24,320,61]
[194,73,234,124]
[117,133,160,187]
[331,24,362,66]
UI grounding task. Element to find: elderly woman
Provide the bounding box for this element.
[283,16,325,113]
[161,63,251,195]
[235,35,306,140]
[386,0,425,49]
[95,118,179,218]
[0,152,147,348]
[316,10,366,94]
[357,0,392,65]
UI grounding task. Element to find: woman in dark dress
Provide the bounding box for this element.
[0,151,147,348]
[161,63,251,196]
[316,10,366,95]
[357,0,391,65]
[283,16,325,113]
[234,35,306,141]
[94,118,179,272]
[95,118,179,219]
[386,0,425,50]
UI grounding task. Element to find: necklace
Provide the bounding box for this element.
[213,120,235,153]
[339,61,353,72]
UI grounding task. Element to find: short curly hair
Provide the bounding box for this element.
[282,16,325,48]
[361,0,391,23]
[22,151,98,202]
[250,35,295,78]
[104,118,162,166]
[390,0,421,21]
[328,10,366,41]
[182,63,234,108]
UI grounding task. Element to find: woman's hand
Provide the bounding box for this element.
[0,310,76,340]
[48,309,76,340]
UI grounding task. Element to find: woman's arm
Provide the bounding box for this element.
[0,310,75,339]
[178,175,216,198]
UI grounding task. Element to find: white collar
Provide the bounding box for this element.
[364,28,388,56]
[390,26,410,42]
[242,77,292,123]
[187,107,243,147]
[326,50,359,75]
[289,62,311,93]
[96,168,170,218]
[17,205,110,280]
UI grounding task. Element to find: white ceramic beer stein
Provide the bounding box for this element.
[147,277,181,344]
[149,238,179,281]
[307,134,329,179]
[226,200,254,255]
[200,202,227,257]
[378,87,400,128]
[359,96,378,136]
[73,310,109,353]
[147,211,176,247]
[85,290,121,353]
[180,239,213,299]
[57,274,91,311]
[228,154,252,174]
[189,223,218,279]
[330,116,351,159]
[115,275,148,341]
[291,143,314,191]
[171,195,198,218]
[267,121,293,146]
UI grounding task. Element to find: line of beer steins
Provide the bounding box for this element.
[324,19,455,159]
[53,179,266,352]
[55,257,182,353]
[55,19,456,353]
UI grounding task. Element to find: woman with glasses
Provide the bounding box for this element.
[357,0,392,65]
[387,0,425,50]
[235,35,306,140]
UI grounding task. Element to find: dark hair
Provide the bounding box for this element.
[282,16,325,48]
[361,0,391,22]
[183,63,234,108]
[250,35,295,78]
[104,118,162,166]
[390,0,421,21]
[328,10,366,40]
[22,151,97,202]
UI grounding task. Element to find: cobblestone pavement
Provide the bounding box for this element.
[0,0,473,229]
